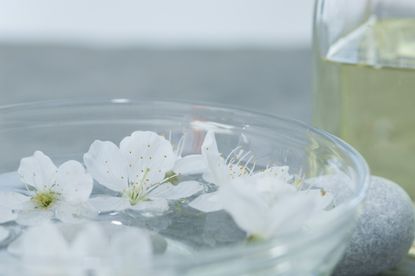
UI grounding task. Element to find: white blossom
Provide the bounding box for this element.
[219,175,333,240]
[0,151,93,226]
[84,131,203,214]
[189,131,294,213]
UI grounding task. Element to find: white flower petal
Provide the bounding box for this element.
[202,131,220,156]
[254,166,293,182]
[202,171,215,184]
[265,194,316,238]
[16,209,54,226]
[305,173,353,205]
[0,192,30,209]
[0,171,25,191]
[301,189,334,211]
[88,196,131,213]
[220,176,319,239]
[201,131,229,186]
[130,198,169,213]
[55,202,95,224]
[173,154,206,175]
[220,180,269,236]
[119,131,176,184]
[0,226,9,242]
[305,205,345,232]
[255,175,296,192]
[84,140,129,192]
[148,181,203,200]
[188,191,223,213]
[55,161,93,203]
[17,151,58,190]
[8,223,69,258]
[0,206,17,224]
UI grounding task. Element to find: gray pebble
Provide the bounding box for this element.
[334,176,415,276]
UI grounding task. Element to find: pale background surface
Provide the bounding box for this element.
[0,46,312,121]
[0,0,314,47]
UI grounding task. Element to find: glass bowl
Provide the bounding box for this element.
[0,99,369,276]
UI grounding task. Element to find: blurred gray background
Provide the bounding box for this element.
[0,45,312,122]
[0,0,313,123]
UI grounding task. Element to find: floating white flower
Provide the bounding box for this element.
[189,131,293,213]
[84,131,203,214]
[7,223,156,276]
[219,175,333,240]
[0,151,93,226]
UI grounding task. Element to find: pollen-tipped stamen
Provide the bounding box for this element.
[126,168,151,206]
[235,151,251,168]
[32,190,59,209]
[225,146,242,164]
[242,155,255,175]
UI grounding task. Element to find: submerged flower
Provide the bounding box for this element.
[84,131,203,214]
[219,175,333,240]
[0,151,93,226]
[7,223,155,276]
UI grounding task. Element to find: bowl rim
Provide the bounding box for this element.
[0,97,370,270]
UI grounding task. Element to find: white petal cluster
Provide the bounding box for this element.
[0,151,93,225]
[0,128,337,268]
[84,131,203,214]
[189,131,334,240]
[0,131,205,226]
[220,176,333,239]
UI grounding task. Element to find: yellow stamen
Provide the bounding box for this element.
[125,168,150,205]
[32,191,58,209]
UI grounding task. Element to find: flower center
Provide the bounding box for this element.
[124,168,151,206]
[125,184,146,206]
[225,147,255,179]
[32,191,58,209]
[228,164,250,178]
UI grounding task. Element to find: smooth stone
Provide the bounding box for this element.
[334,176,415,276]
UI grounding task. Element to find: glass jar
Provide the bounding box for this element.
[313,0,415,198]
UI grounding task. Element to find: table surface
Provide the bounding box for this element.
[0,43,413,275]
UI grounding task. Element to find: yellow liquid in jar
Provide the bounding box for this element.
[314,18,415,198]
